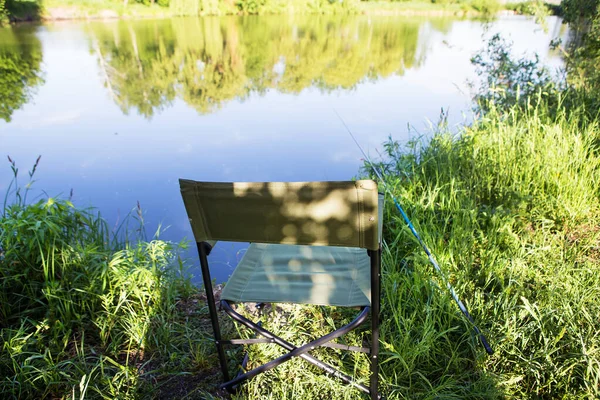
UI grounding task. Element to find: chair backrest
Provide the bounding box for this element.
[180,179,381,250]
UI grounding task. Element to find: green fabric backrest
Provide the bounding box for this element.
[180,180,381,250]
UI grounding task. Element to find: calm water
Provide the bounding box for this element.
[0,15,565,283]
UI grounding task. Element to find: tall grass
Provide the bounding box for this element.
[375,99,599,398]
[2,101,599,398]
[230,98,600,398]
[0,161,220,399]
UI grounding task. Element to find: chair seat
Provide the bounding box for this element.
[221,243,371,307]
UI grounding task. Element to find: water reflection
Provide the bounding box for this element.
[0,16,566,283]
[89,16,443,117]
[0,26,44,122]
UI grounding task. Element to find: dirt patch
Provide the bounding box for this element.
[143,285,234,399]
[565,223,600,262]
[151,367,228,400]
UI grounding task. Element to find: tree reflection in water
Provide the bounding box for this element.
[88,16,451,118]
[0,26,44,122]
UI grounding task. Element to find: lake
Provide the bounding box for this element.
[0,14,565,283]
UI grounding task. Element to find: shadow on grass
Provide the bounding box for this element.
[138,285,238,399]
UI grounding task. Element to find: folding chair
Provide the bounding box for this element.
[180,180,383,399]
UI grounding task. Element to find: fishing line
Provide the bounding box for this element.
[335,109,493,355]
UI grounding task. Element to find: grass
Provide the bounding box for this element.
[224,97,600,399]
[358,0,492,15]
[0,160,227,399]
[371,99,600,398]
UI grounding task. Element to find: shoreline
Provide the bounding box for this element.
[4,3,529,24]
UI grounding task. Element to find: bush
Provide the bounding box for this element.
[470,34,562,112]
[506,0,548,16]
[561,0,598,24]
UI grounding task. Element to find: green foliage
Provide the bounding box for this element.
[471,34,561,113]
[467,0,499,15]
[0,0,8,24]
[358,99,600,398]
[561,0,598,24]
[470,14,600,120]
[505,0,549,17]
[0,162,216,399]
[3,0,43,21]
[559,1,600,114]
[429,0,501,15]
[235,0,266,13]
[170,0,358,15]
[0,0,517,21]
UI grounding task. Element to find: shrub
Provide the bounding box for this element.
[470,33,562,112]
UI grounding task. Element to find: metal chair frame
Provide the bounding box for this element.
[196,240,381,399]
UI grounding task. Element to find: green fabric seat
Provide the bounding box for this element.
[221,243,371,307]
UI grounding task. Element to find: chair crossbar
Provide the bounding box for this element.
[220,300,377,397]
[320,342,371,353]
[219,338,274,345]
[223,338,370,353]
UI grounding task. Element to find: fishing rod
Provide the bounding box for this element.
[335,110,494,356]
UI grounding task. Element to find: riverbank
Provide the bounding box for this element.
[3,0,549,23]
[3,8,598,398]
[2,80,599,400]
[5,99,600,399]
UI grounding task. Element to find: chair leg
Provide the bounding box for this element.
[220,300,372,395]
[370,320,380,400]
[197,242,230,382]
[370,248,382,400]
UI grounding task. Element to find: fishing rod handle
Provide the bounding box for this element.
[480,333,494,355]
